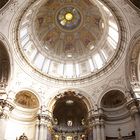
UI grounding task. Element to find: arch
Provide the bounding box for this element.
[15,90,40,109]
[100,90,126,108]
[46,88,94,113]
[127,0,140,10]
[47,89,93,139]
[0,33,14,85]
[0,41,10,82]
[53,93,88,133]
[98,87,126,108]
[125,30,140,91]
[14,88,42,108]
[98,90,134,139]
[0,0,10,9]
[10,89,41,121]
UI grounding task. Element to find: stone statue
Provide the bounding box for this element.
[18,133,28,140]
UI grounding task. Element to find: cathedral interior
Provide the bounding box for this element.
[0,0,140,140]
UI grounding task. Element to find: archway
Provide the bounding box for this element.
[4,90,40,140]
[100,90,135,139]
[128,0,140,9]
[15,90,39,109]
[0,41,10,92]
[0,0,10,9]
[52,91,89,140]
[125,31,140,140]
[126,31,140,96]
[101,90,126,108]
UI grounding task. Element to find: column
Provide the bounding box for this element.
[93,124,96,140]
[36,115,46,140]
[39,123,45,140]
[35,121,39,140]
[99,108,105,140]
[101,122,105,140]
[127,98,140,140]
[92,111,106,140]
[35,109,52,140]
[88,108,106,140]
[134,113,140,140]
[43,122,48,140]
[0,99,14,140]
[96,122,101,140]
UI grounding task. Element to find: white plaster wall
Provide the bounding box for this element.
[0,119,7,140]
[105,118,135,137]
[4,119,36,140]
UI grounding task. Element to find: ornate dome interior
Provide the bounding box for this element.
[18,0,119,80]
[0,0,140,140]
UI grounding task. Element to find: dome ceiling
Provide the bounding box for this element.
[18,0,120,80]
[34,0,103,60]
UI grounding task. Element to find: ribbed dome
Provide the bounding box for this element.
[18,0,120,80]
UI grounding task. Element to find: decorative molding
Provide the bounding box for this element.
[37,106,52,127]
[0,0,18,18]
[0,99,14,119]
[126,98,140,116]
[125,31,140,92]
[126,0,140,13]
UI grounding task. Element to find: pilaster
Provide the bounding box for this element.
[35,107,52,140]
[88,108,106,140]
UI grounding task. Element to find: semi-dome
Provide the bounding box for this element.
[18,0,120,80]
